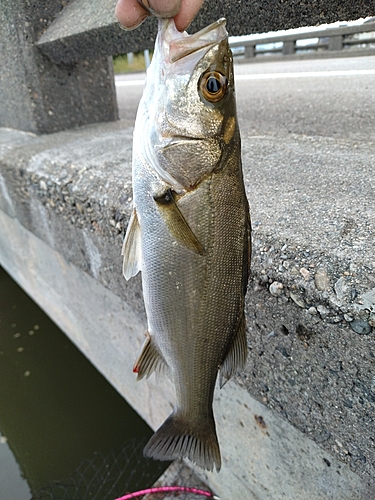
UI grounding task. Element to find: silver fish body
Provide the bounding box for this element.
[122,18,251,472]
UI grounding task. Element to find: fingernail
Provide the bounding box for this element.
[117,14,148,31]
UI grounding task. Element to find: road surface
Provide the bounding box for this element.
[115,55,375,142]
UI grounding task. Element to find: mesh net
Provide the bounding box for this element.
[31,438,167,500]
[31,439,212,500]
[141,461,212,500]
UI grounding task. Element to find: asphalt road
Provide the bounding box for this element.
[115,54,375,142]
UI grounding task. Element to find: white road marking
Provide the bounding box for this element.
[115,69,375,87]
[235,69,375,80]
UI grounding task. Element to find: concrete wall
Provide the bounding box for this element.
[0,1,117,133]
[1,123,374,499]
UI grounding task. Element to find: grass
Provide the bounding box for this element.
[113,52,153,74]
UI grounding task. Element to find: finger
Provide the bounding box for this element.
[174,0,204,31]
[115,0,150,30]
[143,0,181,18]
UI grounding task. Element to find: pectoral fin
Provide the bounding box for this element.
[122,208,142,280]
[133,332,168,381]
[219,312,247,388]
[154,189,205,255]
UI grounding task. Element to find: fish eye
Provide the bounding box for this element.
[199,71,228,103]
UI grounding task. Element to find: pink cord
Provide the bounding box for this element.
[114,485,220,500]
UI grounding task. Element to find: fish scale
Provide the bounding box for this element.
[122,17,251,472]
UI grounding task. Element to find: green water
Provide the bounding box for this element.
[0,266,167,499]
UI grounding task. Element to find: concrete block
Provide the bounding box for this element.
[0,1,118,133]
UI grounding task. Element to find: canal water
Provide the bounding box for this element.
[0,266,167,499]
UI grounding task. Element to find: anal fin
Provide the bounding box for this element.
[122,208,141,281]
[219,312,248,388]
[133,332,168,381]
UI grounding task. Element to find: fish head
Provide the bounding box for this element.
[158,18,235,138]
[136,18,238,192]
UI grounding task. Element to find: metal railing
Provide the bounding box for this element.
[230,22,375,62]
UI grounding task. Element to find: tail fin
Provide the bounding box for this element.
[143,410,221,472]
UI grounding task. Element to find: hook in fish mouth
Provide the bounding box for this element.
[168,18,227,63]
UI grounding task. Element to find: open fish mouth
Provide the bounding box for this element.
[166,18,227,62]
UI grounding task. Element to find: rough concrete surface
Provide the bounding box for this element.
[0,1,118,133]
[36,0,375,63]
[0,116,374,498]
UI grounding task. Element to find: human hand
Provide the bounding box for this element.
[116,0,204,32]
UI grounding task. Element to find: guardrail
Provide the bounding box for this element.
[230,22,375,62]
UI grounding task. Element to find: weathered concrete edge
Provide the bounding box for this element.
[0,209,372,500]
[0,125,373,329]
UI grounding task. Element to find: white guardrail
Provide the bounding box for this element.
[229,20,375,61]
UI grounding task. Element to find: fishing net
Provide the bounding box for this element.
[140,461,214,500]
[32,439,213,500]
[31,438,166,500]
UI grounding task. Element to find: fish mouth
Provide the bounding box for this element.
[169,18,227,63]
[161,134,206,143]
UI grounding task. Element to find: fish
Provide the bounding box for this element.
[122,17,251,472]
